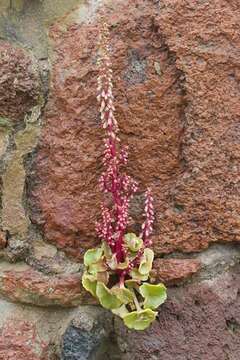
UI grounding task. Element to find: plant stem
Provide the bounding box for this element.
[132,289,141,312]
[119,273,125,288]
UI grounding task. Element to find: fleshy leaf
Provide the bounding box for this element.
[123,309,157,330]
[82,272,97,297]
[116,259,129,270]
[88,260,107,275]
[112,305,129,318]
[130,268,149,281]
[124,233,143,252]
[139,248,154,275]
[102,242,112,259]
[84,247,103,267]
[107,255,129,271]
[112,287,134,304]
[96,271,109,284]
[96,282,122,309]
[125,279,140,289]
[107,254,118,270]
[139,283,167,309]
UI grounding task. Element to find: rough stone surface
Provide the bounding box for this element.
[0,121,10,160]
[31,0,184,258]
[0,41,40,121]
[0,259,199,306]
[0,231,7,250]
[115,264,240,360]
[0,1,239,359]
[0,320,51,360]
[30,0,240,259]
[0,299,57,360]
[2,106,42,239]
[150,258,201,285]
[5,239,30,263]
[155,0,240,254]
[197,243,240,274]
[27,240,81,275]
[0,298,106,360]
[0,264,93,307]
[61,307,120,360]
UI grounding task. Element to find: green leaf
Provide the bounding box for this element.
[82,272,97,297]
[102,242,112,259]
[84,247,103,267]
[112,287,134,304]
[116,259,129,270]
[88,260,107,275]
[107,255,129,271]
[107,254,118,270]
[96,282,122,309]
[96,271,109,284]
[125,279,140,289]
[123,309,157,330]
[139,248,154,275]
[112,305,129,318]
[130,268,149,281]
[139,283,167,310]
[124,233,143,252]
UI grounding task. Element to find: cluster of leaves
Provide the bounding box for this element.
[83,233,167,330]
[82,19,167,330]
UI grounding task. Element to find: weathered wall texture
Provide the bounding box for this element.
[0,0,239,359]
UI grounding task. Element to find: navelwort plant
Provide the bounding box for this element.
[82,21,167,331]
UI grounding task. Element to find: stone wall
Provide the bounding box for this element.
[0,0,239,359]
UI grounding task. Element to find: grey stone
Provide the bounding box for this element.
[5,238,31,262]
[60,307,121,360]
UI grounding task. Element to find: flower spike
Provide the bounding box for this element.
[82,15,166,331]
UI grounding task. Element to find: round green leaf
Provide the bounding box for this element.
[139,283,167,309]
[125,279,140,289]
[139,248,154,275]
[96,282,122,310]
[130,268,149,281]
[117,259,129,270]
[124,233,143,252]
[112,287,134,304]
[88,260,107,275]
[84,247,103,267]
[82,272,97,297]
[96,271,109,284]
[112,305,129,318]
[123,309,157,330]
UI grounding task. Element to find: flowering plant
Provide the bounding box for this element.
[82,21,167,331]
